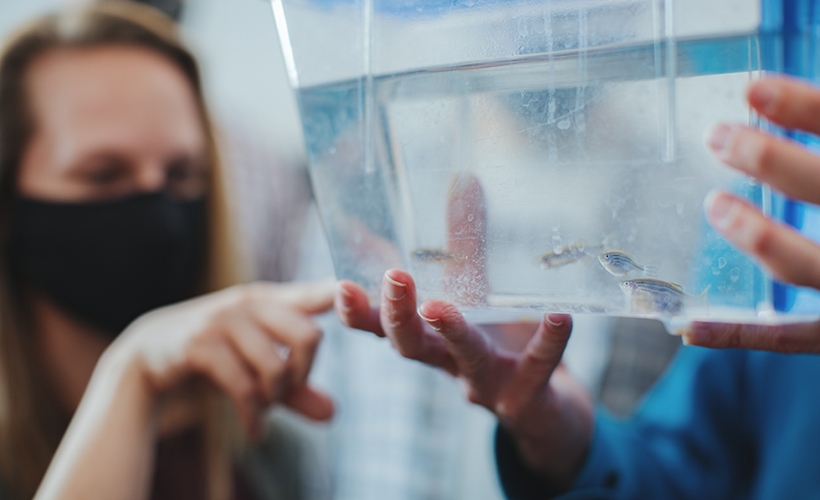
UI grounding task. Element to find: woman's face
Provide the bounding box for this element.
[17,46,209,202]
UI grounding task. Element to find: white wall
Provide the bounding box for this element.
[0,0,306,165]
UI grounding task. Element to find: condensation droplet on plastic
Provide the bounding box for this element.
[730,267,740,282]
[467,214,474,222]
[718,257,727,269]
[557,119,571,130]
[712,267,720,276]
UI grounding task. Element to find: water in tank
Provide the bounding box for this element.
[272,0,820,328]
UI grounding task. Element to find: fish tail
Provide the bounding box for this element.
[641,264,659,277]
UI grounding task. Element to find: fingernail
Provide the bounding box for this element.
[384,273,407,301]
[704,190,739,231]
[337,283,354,310]
[707,124,735,154]
[418,309,443,331]
[545,314,564,327]
[748,83,778,113]
[682,324,710,346]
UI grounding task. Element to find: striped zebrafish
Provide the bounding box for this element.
[411,248,456,263]
[619,278,709,315]
[598,251,659,277]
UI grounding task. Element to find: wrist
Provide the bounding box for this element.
[92,342,161,430]
[501,389,594,492]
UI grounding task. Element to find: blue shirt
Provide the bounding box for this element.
[496,346,820,499]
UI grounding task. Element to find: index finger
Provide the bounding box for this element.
[704,190,820,288]
[682,319,820,354]
[747,77,820,136]
[445,173,488,307]
[511,314,573,403]
[379,270,459,373]
[268,280,336,315]
[417,299,496,393]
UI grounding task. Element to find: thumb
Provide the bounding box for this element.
[510,314,573,404]
[682,319,820,354]
[283,384,335,421]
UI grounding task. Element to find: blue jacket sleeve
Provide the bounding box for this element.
[496,347,755,500]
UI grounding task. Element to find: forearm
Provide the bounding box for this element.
[498,372,595,493]
[35,350,159,500]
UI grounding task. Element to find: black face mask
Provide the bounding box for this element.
[7,192,207,336]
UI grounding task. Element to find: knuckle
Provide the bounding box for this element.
[231,283,270,310]
[262,361,287,383]
[210,307,235,327]
[749,222,777,258]
[234,379,256,401]
[750,137,777,175]
[392,339,422,360]
[382,311,412,332]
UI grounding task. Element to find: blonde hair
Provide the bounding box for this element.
[0,1,245,498]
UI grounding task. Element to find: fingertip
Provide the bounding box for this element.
[705,123,734,157]
[419,299,466,332]
[384,268,412,286]
[544,314,572,340]
[681,323,711,347]
[285,385,335,421]
[336,280,356,307]
[383,270,414,303]
[704,189,742,233]
[417,306,443,332]
[747,79,780,115]
[545,313,571,328]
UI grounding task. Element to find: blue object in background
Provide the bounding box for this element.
[760,0,820,313]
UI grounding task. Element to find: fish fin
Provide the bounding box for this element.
[699,284,711,298]
[669,282,685,292]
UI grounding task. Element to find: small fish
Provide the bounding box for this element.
[411,248,456,263]
[619,278,708,315]
[598,251,659,277]
[538,240,603,269]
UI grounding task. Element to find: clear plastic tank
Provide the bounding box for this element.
[273,0,820,326]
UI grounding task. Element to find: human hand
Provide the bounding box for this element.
[335,271,593,490]
[685,76,820,352]
[109,281,335,438]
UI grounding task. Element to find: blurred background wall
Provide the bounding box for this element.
[1,0,306,167]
